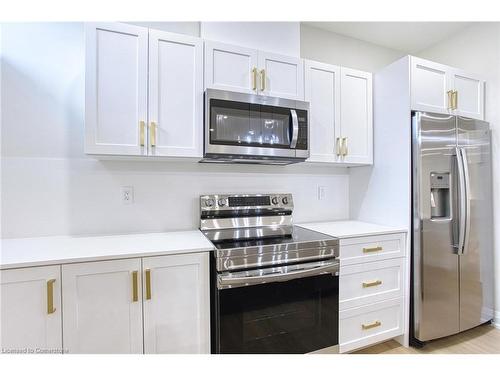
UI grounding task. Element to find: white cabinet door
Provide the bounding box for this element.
[451,69,484,120]
[340,67,373,164]
[149,30,203,157]
[85,23,148,155]
[305,60,341,163]
[410,56,452,114]
[143,253,210,354]
[259,51,304,100]
[1,266,62,353]
[62,259,143,354]
[204,41,259,94]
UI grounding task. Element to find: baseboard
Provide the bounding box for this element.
[494,310,500,329]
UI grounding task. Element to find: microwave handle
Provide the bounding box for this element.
[290,109,299,149]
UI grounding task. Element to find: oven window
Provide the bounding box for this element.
[210,99,291,148]
[216,274,338,354]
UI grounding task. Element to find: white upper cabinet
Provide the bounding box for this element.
[451,69,484,120]
[62,259,143,354]
[85,23,148,156]
[0,266,62,353]
[205,41,304,100]
[85,23,204,158]
[142,253,210,354]
[339,67,373,165]
[410,57,452,114]
[259,51,304,100]
[148,30,203,157]
[204,41,259,94]
[410,56,484,120]
[305,60,341,163]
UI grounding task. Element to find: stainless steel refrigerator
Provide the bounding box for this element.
[411,112,494,344]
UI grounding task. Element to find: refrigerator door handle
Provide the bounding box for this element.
[456,147,467,254]
[460,147,471,255]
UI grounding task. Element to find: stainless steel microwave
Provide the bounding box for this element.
[202,89,309,165]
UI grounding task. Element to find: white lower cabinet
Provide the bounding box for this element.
[338,232,407,353]
[340,258,404,310]
[60,253,209,354]
[0,266,62,353]
[142,253,210,354]
[339,298,404,353]
[62,258,144,354]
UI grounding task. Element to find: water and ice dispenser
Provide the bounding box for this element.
[430,172,450,219]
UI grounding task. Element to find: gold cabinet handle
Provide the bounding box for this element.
[139,121,145,147]
[363,246,383,253]
[145,269,151,300]
[342,137,348,156]
[252,67,258,91]
[447,90,454,110]
[362,320,381,330]
[150,122,157,148]
[132,271,139,302]
[362,280,382,288]
[452,90,458,110]
[335,137,341,157]
[260,69,266,91]
[47,279,56,315]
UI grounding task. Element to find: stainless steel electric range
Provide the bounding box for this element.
[199,193,339,354]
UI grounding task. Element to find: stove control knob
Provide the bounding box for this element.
[271,197,279,205]
[282,196,289,205]
[218,198,227,207]
[205,199,215,207]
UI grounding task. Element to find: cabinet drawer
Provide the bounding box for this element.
[339,298,403,353]
[340,233,405,265]
[340,258,404,310]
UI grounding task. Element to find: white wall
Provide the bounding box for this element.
[201,22,300,57]
[300,24,404,72]
[0,23,349,239]
[415,23,500,324]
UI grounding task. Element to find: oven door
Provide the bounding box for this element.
[213,260,339,354]
[205,89,309,159]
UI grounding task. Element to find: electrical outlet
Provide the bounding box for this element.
[318,186,326,200]
[121,186,134,205]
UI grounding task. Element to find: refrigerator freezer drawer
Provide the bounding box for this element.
[340,258,404,310]
[339,298,404,353]
[340,233,406,266]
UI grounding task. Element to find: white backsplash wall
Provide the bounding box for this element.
[0,22,349,239]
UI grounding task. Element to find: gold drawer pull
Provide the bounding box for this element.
[145,269,152,300]
[363,246,383,253]
[363,280,382,288]
[132,271,139,302]
[362,320,381,330]
[47,279,56,315]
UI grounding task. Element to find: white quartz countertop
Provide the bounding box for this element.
[297,220,407,239]
[0,230,214,270]
[1,221,407,270]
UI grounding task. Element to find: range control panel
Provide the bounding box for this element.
[200,193,293,211]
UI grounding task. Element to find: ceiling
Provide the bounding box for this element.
[302,22,475,53]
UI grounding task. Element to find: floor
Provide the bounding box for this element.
[354,324,500,354]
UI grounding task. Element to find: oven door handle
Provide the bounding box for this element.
[217,260,339,289]
[290,109,299,149]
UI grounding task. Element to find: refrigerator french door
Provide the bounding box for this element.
[411,112,494,343]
